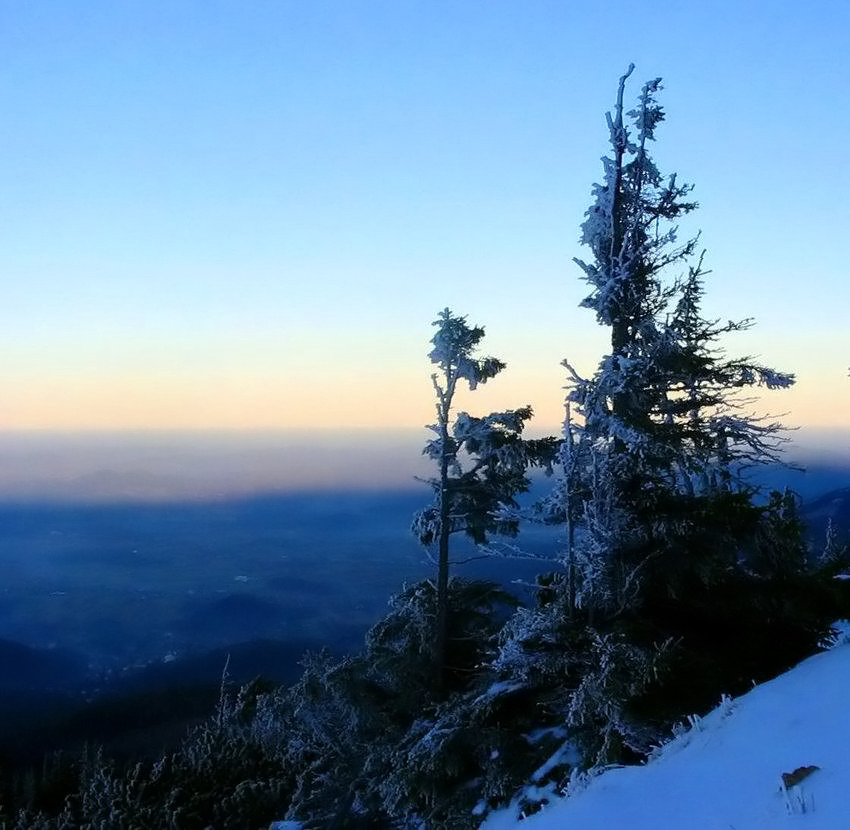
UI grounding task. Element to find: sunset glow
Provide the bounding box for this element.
[2,2,847,438]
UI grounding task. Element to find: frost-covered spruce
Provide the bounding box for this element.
[560,65,795,615]
[487,70,822,786]
[412,308,557,694]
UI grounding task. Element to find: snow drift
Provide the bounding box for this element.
[485,636,850,829]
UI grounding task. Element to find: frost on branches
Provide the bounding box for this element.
[560,65,797,617]
[488,69,832,799]
[412,308,557,694]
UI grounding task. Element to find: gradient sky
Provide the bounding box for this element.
[2,1,848,436]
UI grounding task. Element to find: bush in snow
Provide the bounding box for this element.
[9,677,294,829]
[280,579,521,827]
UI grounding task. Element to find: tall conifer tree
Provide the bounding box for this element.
[564,65,795,614]
[492,69,837,776]
[413,308,557,692]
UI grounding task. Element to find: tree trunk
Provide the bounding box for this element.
[434,421,451,697]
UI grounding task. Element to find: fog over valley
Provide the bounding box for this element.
[1,428,848,784]
[1,428,849,500]
[1,428,848,675]
[0,430,431,501]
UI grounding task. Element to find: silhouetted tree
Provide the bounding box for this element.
[412,308,557,692]
[564,65,794,616]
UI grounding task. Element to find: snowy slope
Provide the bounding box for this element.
[484,638,850,830]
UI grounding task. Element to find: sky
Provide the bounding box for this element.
[2,1,849,441]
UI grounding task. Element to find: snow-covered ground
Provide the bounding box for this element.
[485,635,850,830]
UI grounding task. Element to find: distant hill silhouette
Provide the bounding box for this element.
[0,636,323,767]
[0,638,87,692]
[802,486,850,544]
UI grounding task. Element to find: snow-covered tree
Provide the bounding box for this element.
[412,308,558,692]
[488,69,843,781]
[563,65,796,615]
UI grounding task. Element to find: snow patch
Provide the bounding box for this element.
[483,642,850,829]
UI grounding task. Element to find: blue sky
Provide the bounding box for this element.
[2,1,848,437]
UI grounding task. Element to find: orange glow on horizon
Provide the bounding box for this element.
[3,366,848,434]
